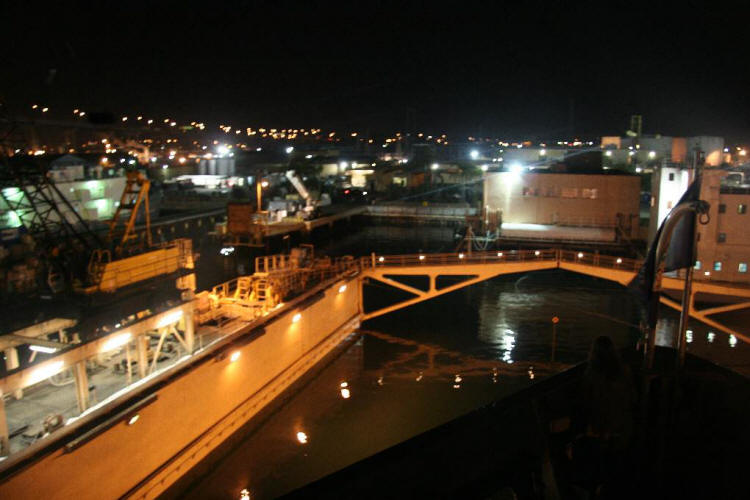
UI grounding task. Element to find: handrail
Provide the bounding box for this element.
[361,248,643,274]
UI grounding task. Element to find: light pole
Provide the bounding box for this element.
[256,179,268,213]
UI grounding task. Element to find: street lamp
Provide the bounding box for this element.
[257,179,269,213]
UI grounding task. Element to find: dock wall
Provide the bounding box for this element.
[0,277,361,499]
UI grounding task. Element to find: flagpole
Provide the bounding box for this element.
[676,212,698,369]
[648,201,702,370]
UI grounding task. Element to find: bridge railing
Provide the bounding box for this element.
[359,249,559,269]
[558,250,641,273]
[359,249,643,274]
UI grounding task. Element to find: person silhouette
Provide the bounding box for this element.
[568,335,637,497]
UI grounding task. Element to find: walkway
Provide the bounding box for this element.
[358,249,750,343]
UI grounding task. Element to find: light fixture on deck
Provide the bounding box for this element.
[101,332,132,352]
[292,313,301,323]
[157,310,183,328]
[230,351,241,362]
[127,414,140,426]
[28,360,65,385]
[29,345,58,354]
[338,284,347,294]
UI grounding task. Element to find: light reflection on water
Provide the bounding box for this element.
[178,269,646,500]
[177,224,750,499]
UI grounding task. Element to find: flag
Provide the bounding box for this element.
[629,176,703,329]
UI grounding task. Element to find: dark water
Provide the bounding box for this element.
[173,223,748,499]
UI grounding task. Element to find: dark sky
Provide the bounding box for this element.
[3,2,750,140]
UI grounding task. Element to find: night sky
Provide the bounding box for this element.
[3,2,750,140]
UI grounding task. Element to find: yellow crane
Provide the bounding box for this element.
[107,170,152,254]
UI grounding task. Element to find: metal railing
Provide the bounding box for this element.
[360,249,560,269]
[200,256,360,324]
[360,248,643,274]
[558,250,642,273]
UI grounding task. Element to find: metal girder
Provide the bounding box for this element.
[660,295,750,344]
[0,318,76,351]
[0,304,191,396]
[0,335,67,349]
[697,301,750,316]
[362,252,750,347]
[0,162,102,251]
[361,260,558,320]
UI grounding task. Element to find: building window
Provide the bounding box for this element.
[668,173,675,181]
[719,204,726,214]
[739,262,748,273]
[561,187,578,198]
[714,261,722,271]
[697,232,701,242]
[581,188,598,199]
[694,260,701,270]
[718,233,726,243]
[739,204,747,214]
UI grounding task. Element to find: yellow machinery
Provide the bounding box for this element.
[107,171,152,254]
[194,245,356,324]
[78,171,194,294]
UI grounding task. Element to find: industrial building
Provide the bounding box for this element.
[649,166,750,285]
[483,169,640,243]
[601,134,727,169]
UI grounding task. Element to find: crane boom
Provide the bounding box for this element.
[285,170,312,206]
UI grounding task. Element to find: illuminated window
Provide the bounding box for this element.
[718,233,726,243]
[714,261,722,271]
[561,187,578,198]
[694,260,701,270]
[739,204,747,214]
[718,204,726,214]
[739,262,748,273]
[582,188,598,199]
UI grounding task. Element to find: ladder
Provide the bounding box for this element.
[254,277,269,301]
